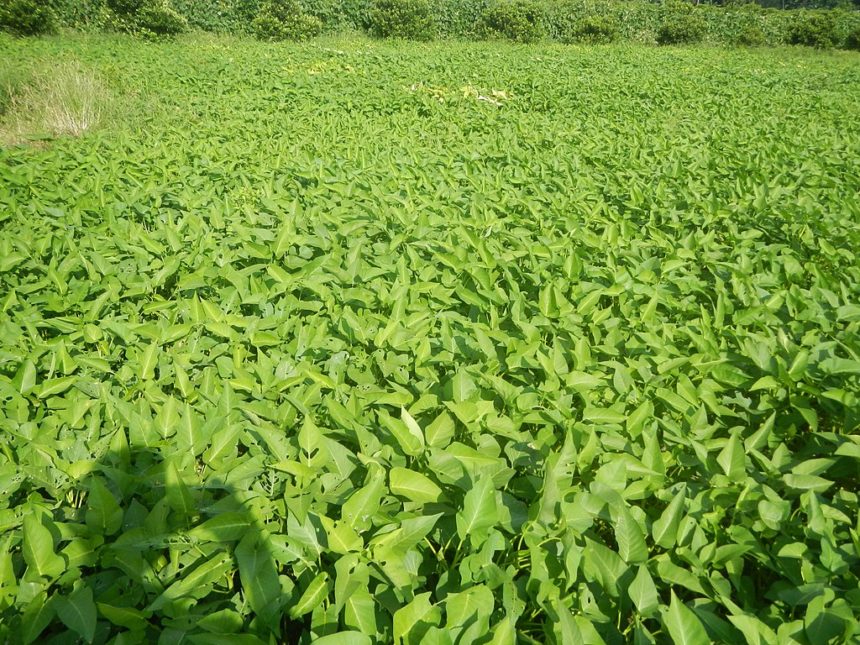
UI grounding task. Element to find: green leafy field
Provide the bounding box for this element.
[1,35,859,644]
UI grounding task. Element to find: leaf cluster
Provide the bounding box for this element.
[478,0,546,42]
[0,0,58,36]
[657,1,707,45]
[253,0,323,41]
[368,0,436,41]
[104,0,189,37]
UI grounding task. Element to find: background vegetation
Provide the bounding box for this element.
[1,0,860,48]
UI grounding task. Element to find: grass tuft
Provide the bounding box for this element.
[1,60,110,145]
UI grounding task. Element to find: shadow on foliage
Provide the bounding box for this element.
[2,438,319,644]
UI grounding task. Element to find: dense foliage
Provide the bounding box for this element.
[253,0,322,41]
[732,22,767,44]
[786,9,840,45]
[561,14,620,43]
[0,0,57,36]
[102,0,188,36]
[369,0,436,40]
[171,0,261,32]
[1,35,859,644]
[2,0,860,48]
[657,1,706,44]
[478,0,546,42]
[135,2,189,35]
[106,0,145,14]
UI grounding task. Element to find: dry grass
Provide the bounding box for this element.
[0,60,111,145]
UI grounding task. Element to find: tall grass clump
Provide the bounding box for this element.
[1,61,111,144]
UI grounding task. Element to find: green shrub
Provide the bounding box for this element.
[787,12,839,48]
[479,0,545,43]
[50,0,108,30]
[0,0,58,35]
[433,0,485,38]
[300,0,367,32]
[845,25,860,50]
[547,0,658,44]
[138,2,188,34]
[106,0,146,16]
[733,22,766,45]
[657,2,705,45]
[171,0,261,32]
[563,14,619,44]
[253,12,323,40]
[369,0,434,40]
[104,0,188,36]
[253,0,322,40]
[713,4,772,47]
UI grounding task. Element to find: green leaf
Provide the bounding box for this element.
[554,601,584,643]
[449,369,478,403]
[97,603,150,631]
[342,467,385,532]
[393,592,441,644]
[22,514,65,580]
[371,513,442,558]
[627,400,653,438]
[628,565,659,616]
[313,633,373,645]
[819,357,860,375]
[717,433,746,480]
[178,402,205,456]
[425,411,455,448]
[445,584,493,641]
[36,376,76,398]
[289,572,329,619]
[379,410,424,456]
[613,505,648,563]
[663,591,709,645]
[139,342,159,381]
[804,594,844,644]
[188,512,251,542]
[344,589,377,635]
[323,519,363,554]
[203,418,241,467]
[489,616,516,645]
[55,586,97,644]
[582,537,627,597]
[783,473,833,493]
[19,593,56,644]
[164,460,195,520]
[13,359,37,395]
[298,415,321,460]
[537,431,577,525]
[148,552,232,611]
[652,486,686,549]
[274,210,297,257]
[390,467,443,504]
[85,477,123,536]
[583,406,626,425]
[456,475,499,547]
[727,615,777,645]
[236,533,281,625]
[788,349,809,381]
[400,407,426,449]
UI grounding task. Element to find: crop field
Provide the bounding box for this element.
[1,35,860,644]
